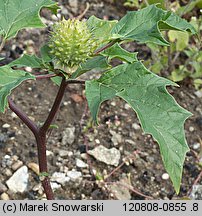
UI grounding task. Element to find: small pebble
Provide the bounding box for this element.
[61,6,69,16]
[95,139,100,144]
[194,91,202,98]
[32,183,42,191]
[28,162,39,175]
[67,151,74,157]
[0,182,7,193]
[189,126,194,132]
[110,130,122,146]
[125,139,136,145]
[63,101,69,106]
[81,153,88,160]
[46,150,54,156]
[67,170,82,181]
[2,155,12,167]
[4,168,12,177]
[25,66,34,73]
[62,127,75,145]
[0,193,10,200]
[132,123,141,130]
[193,143,201,150]
[51,172,70,185]
[76,158,88,168]
[124,103,131,110]
[11,112,17,118]
[2,123,10,129]
[50,182,61,191]
[11,161,23,171]
[162,173,169,180]
[58,150,69,157]
[69,0,78,13]
[111,101,116,106]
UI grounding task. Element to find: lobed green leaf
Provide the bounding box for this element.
[85,61,191,193]
[87,16,118,44]
[101,43,138,63]
[9,54,43,68]
[0,0,59,40]
[0,65,35,112]
[71,56,110,79]
[110,5,196,46]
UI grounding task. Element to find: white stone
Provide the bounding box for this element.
[110,178,131,200]
[194,91,202,98]
[63,101,68,106]
[88,145,121,167]
[58,150,69,157]
[111,101,116,106]
[193,143,201,150]
[46,150,54,156]
[28,162,39,175]
[69,0,78,13]
[11,160,23,171]
[62,127,75,145]
[0,193,10,200]
[2,155,12,167]
[132,123,140,130]
[95,139,100,144]
[67,170,82,181]
[81,153,88,160]
[76,158,88,168]
[25,67,32,72]
[51,172,70,185]
[162,173,169,180]
[189,185,202,200]
[2,124,10,129]
[110,130,122,146]
[189,126,195,132]
[11,112,17,118]
[6,166,29,193]
[124,103,131,110]
[50,182,61,191]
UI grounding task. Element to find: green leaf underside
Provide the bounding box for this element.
[101,43,138,63]
[51,76,62,86]
[85,62,191,193]
[0,65,35,112]
[111,5,196,46]
[51,56,110,86]
[0,0,58,40]
[9,54,43,68]
[71,56,110,79]
[40,44,54,63]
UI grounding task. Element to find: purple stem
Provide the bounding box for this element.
[8,77,68,200]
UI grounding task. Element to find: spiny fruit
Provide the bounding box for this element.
[49,19,97,70]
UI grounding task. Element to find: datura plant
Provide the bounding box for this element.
[0,0,197,200]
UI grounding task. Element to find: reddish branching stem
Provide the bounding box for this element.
[94,41,117,55]
[8,98,39,137]
[7,57,89,200]
[35,74,57,80]
[41,77,67,133]
[8,77,71,200]
[6,38,114,200]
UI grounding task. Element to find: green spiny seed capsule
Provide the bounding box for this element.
[49,19,97,70]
